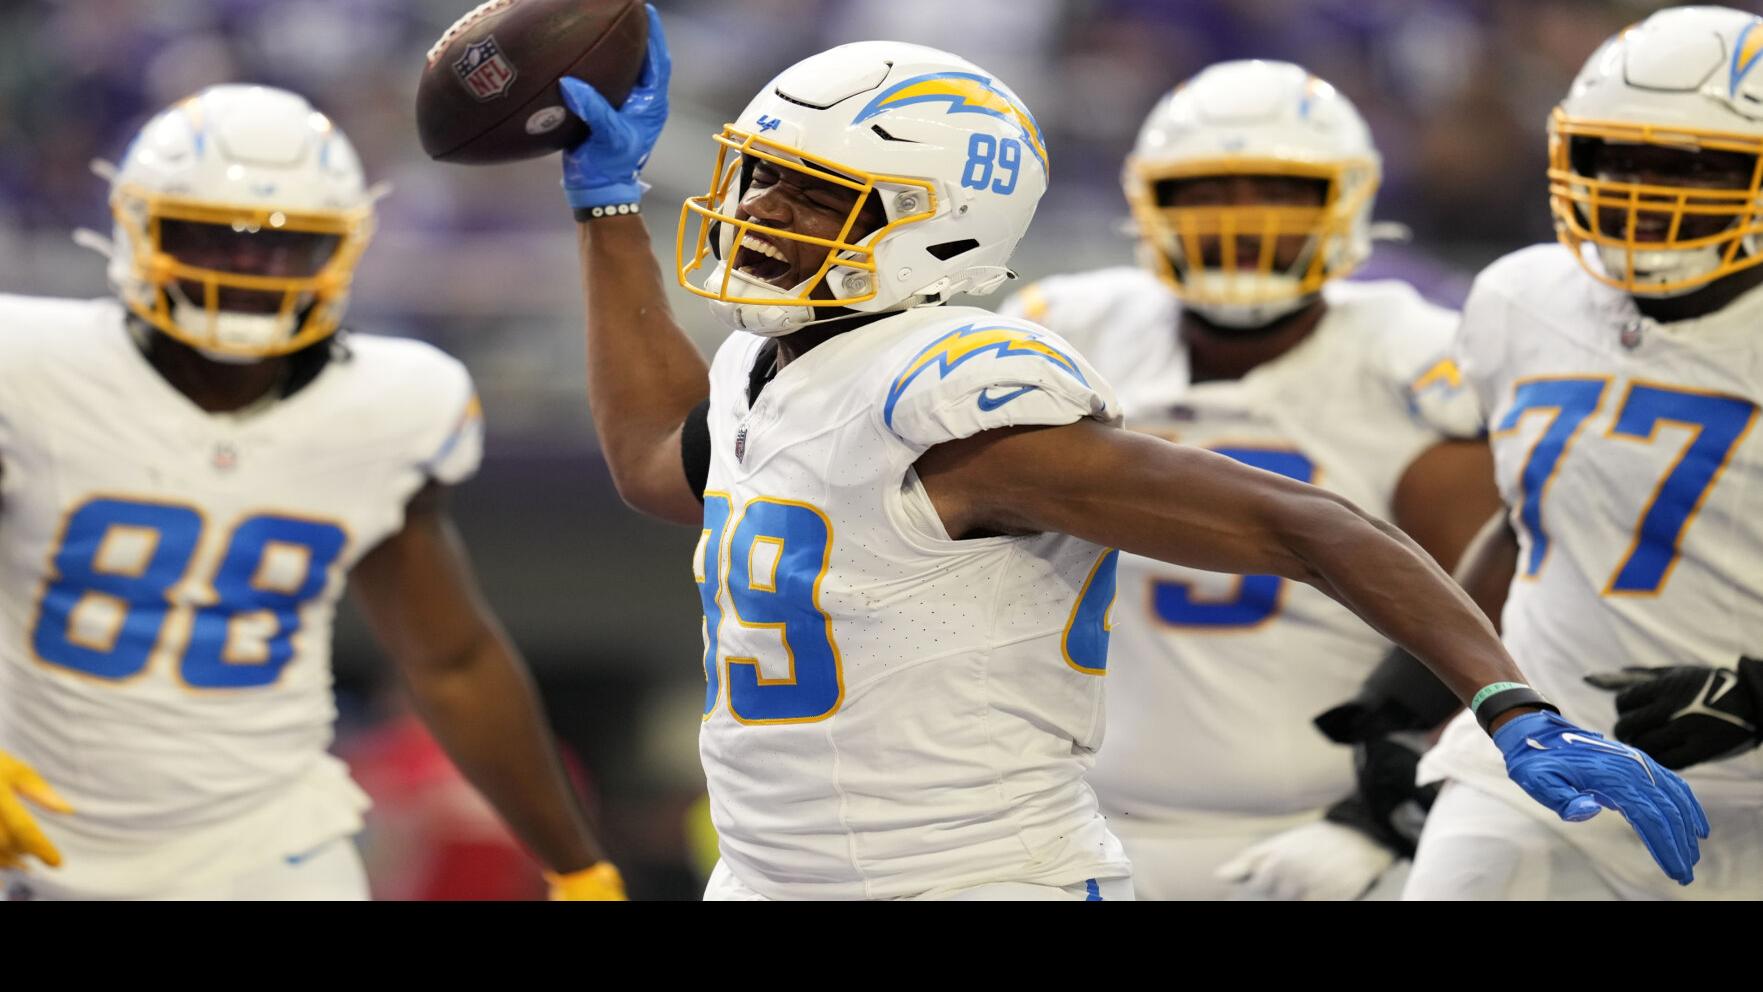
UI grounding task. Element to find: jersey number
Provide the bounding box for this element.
[1496,378,1757,594]
[31,497,346,688]
[1151,448,1316,629]
[1063,548,1118,674]
[698,494,844,724]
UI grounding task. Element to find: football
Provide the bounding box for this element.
[416,0,648,165]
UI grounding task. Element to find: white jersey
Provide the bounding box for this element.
[1005,268,1463,817]
[697,305,1131,900]
[1418,244,1763,813]
[0,295,483,895]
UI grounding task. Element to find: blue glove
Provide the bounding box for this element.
[559,4,671,210]
[1495,709,1710,885]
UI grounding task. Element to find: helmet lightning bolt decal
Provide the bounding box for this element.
[1733,18,1763,96]
[852,72,1048,173]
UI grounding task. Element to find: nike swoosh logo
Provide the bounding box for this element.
[1560,732,1631,754]
[1707,670,1738,706]
[1671,670,1756,731]
[285,840,338,866]
[1560,732,1654,782]
[977,385,1037,411]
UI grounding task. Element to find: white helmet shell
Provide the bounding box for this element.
[108,84,376,358]
[1549,6,1763,297]
[1124,60,1381,328]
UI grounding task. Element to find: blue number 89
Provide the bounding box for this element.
[961,133,1023,195]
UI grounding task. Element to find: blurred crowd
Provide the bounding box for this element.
[1,0,1670,281]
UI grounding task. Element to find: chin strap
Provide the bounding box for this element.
[73,228,115,259]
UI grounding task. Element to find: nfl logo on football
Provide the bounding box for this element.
[454,37,517,101]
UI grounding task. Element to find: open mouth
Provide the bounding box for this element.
[733,232,796,287]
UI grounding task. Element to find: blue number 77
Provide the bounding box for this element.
[1497,377,1757,594]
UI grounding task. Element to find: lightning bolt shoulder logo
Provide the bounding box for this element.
[1409,357,1462,395]
[884,324,1084,428]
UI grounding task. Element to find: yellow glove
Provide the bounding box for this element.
[546,862,627,901]
[0,749,71,870]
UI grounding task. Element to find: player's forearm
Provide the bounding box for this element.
[577,215,708,483]
[1091,475,1522,703]
[1318,513,1518,743]
[1035,430,1520,703]
[402,630,606,874]
[1275,494,1526,705]
[941,423,1530,706]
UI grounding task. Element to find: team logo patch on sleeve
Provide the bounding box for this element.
[883,323,1085,427]
[1409,357,1462,397]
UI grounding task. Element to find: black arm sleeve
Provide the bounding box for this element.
[680,398,712,504]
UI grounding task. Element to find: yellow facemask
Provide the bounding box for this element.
[676,125,937,311]
[1548,109,1763,296]
[112,182,376,358]
[1123,155,1378,308]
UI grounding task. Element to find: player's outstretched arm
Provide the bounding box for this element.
[917,420,1709,883]
[921,421,1517,701]
[564,6,706,526]
[351,483,625,900]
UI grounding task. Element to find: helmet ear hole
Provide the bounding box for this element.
[926,239,978,260]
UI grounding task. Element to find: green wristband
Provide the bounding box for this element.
[1471,681,1528,713]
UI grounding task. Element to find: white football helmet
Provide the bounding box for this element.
[1549,6,1763,298]
[104,84,376,359]
[1123,61,1381,328]
[676,42,1049,336]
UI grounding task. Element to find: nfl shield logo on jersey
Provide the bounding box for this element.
[454,37,517,101]
[734,424,748,463]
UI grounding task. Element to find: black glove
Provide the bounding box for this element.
[1313,648,1457,858]
[1585,657,1763,771]
[1324,731,1441,859]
